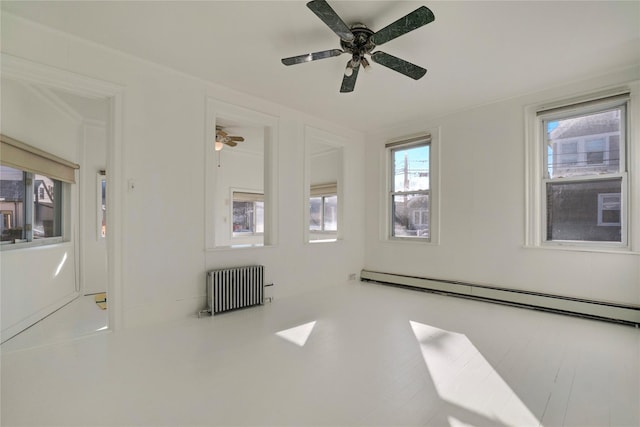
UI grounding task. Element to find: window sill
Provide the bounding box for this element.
[206,244,277,252]
[523,244,639,256]
[0,237,67,251]
[383,237,438,246]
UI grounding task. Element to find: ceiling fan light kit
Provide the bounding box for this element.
[282,0,435,93]
[215,126,245,151]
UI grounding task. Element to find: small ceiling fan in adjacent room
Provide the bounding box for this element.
[281,0,435,93]
[215,126,244,151]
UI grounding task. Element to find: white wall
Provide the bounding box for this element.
[310,149,340,187]
[1,13,366,329]
[364,67,640,306]
[0,78,80,341]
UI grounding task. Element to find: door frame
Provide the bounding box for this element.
[2,53,125,332]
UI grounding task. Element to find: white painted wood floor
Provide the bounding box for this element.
[1,295,108,353]
[1,282,638,426]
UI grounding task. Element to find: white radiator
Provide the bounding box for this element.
[200,265,264,316]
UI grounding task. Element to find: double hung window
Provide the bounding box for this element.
[536,94,629,246]
[388,137,431,240]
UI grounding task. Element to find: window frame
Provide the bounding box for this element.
[387,136,432,242]
[525,88,637,252]
[231,190,264,238]
[0,167,66,249]
[0,134,77,250]
[309,183,338,235]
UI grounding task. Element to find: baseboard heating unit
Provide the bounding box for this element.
[199,265,265,316]
[360,270,640,327]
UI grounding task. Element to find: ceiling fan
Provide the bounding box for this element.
[281,0,435,93]
[215,126,244,151]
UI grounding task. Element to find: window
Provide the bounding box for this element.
[232,191,264,235]
[0,166,63,243]
[0,134,77,247]
[97,171,106,239]
[535,94,628,246]
[310,195,338,232]
[310,183,337,233]
[388,137,431,240]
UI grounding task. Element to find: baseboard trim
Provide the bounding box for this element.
[360,270,640,327]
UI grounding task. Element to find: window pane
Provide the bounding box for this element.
[255,201,264,233]
[0,166,25,242]
[393,144,429,192]
[392,193,430,239]
[100,178,107,238]
[309,197,322,231]
[323,195,337,231]
[546,179,622,242]
[33,174,61,239]
[233,201,254,233]
[546,109,621,178]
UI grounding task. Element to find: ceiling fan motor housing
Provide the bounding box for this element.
[340,24,375,68]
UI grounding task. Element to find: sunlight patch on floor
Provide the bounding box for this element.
[410,320,541,427]
[275,321,316,346]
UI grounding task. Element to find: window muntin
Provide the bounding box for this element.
[389,141,430,240]
[0,165,63,244]
[540,99,627,245]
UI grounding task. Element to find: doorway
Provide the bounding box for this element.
[0,53,123,349]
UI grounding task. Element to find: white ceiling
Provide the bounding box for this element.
[2,1,639,133]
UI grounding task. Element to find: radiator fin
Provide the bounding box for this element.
[205,265,264,315]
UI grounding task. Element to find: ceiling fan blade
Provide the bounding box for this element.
[307,0,355,42]
[281,49,344,66]
[225,141,238,147]
[371,6,435,46]
[340,63,359,93]
[228,136,244,142]
[370,51,427,80]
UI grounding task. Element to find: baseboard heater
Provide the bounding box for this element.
[360,270,640,327]
[199,265,265,316]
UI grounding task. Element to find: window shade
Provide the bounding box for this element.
[310,182,337,197]
[1,134,79,183]
[385,134,431,149]
[536,93,629,117]
[233,191,264,202]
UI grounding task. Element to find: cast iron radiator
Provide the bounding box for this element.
[200,265,264,316]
